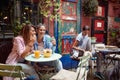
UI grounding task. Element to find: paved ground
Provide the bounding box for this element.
[87,60,119,80]
[87,67,101,80]
[37,59,118,80]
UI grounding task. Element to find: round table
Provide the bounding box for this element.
[25,53,62,62]
[95,46,120,76]
[95,47,120,53]
[25,53,62,79]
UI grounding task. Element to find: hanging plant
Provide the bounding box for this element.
[39,0,60,20]
[82,0,98,16]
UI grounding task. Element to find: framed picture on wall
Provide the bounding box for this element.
[96,6,105,17]
[61,1,76,16]
[61,20,77,34]
[94,19,105,31]
[61,1,77,20]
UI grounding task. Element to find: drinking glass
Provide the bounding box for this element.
[34,50,40,58]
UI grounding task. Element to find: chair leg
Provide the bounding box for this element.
[89,58,97,76]
[89,60,93,76]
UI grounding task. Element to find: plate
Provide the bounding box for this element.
[97,47,105,49]
[105,45,118,49]
[32,55,41,58]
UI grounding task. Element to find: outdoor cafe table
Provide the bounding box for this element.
[25,53,62,62]
[25,53,62,76]
[95,46,120,73]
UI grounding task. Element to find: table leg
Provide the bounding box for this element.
[103,54,116,73]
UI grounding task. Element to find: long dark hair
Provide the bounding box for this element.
[20,24,35,45]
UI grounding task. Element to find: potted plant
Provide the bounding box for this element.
[91,37,97,43]
[82,0,98,16]
[109,26,119,38]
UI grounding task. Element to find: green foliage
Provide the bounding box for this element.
[13,20,31,36]
[109,27,119,38]
[82,0,98,16]
[13,20,22,36]
[39,0,60,20]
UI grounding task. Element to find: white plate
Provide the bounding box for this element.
[32,55,41,58]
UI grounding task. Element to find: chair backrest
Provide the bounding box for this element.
[0,63,24,79]
[76,54,91,80]
[0,41,13,63]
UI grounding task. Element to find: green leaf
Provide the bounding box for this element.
[82,0,98,16]
[39,0,60,20]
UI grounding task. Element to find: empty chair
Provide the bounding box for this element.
[104,49,120,80]
[90,43,105,74]
[0,63,25,80]
[105,53,120,66]
[50,54,91,80]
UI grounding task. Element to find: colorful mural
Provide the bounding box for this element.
[61,1,77,20]
[62,2,76,16]
[61,20,76,34]
[58,1,78,53]
[60,20,77,54]
[55,0,80,53]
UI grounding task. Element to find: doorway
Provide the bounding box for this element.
[91,1,108,44]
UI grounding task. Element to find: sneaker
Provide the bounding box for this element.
[94,72,105,80]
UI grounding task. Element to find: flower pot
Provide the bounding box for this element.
[91,37,97,43]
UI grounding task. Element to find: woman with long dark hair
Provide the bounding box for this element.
[4,23,39,80]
